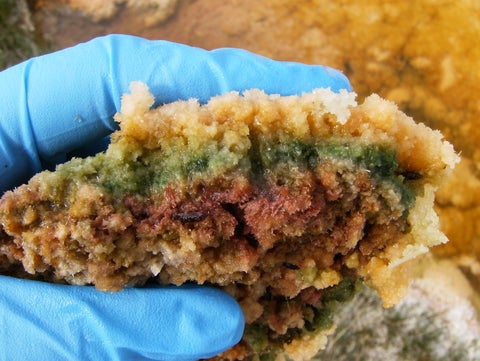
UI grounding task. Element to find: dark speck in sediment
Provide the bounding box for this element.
[283,262,300,270]
[173,211,209,223]
[401,170,422,180]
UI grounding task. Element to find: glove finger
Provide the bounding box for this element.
[29,34,351,158]
[0,35,351,192]
[0,275,244,361]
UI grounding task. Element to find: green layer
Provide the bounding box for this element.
[243,278,361,361]
[256,141,397,177]
[54,139,415,208]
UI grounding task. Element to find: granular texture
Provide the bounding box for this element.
[0,82,458,360]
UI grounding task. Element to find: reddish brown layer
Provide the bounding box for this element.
[0,160,408,359]
[2,164,404,295]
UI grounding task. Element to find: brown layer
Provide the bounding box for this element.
[0,159,406,288]
[0,156,409,359]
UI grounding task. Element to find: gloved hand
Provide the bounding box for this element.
[0,34,351,361]
[0,275,243,361]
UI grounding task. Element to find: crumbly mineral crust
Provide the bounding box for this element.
[0,82,458,361]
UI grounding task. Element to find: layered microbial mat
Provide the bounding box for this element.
[0,82,458,360]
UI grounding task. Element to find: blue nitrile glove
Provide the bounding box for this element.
[0,275,243,361]
[0,34,351,361]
